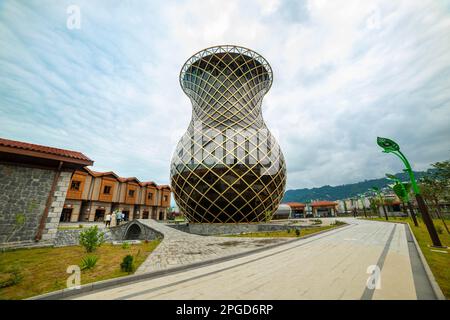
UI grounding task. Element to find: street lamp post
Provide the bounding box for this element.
[371,186,388,220]
[386,173,419,227]
[377,137,442,247]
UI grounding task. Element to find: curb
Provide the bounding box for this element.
[28,223,349,300]
[363,219,446,300]
[405,222,446,300]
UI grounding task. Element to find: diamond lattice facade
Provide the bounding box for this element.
[170,45,286,223]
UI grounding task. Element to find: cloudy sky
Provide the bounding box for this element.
[1,0,449,190]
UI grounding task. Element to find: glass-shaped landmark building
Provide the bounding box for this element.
[170,45,286,223]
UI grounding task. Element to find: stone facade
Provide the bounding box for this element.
[54,227,114,247]
[54,228,84,247]
[53,221,162,247]
[0,164,55,247]
[0,137,94,249]
[40,171,72,242]
[62,199,82,222]
[168,222,302,236]
[0,164,73,248]
[109,221,163,241]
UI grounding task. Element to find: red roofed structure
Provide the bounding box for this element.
[285,202,306,218]
[0,137,93,168]
[64,167,171,223]
[311,201,338,207]
[311,201,338,217]
[0,137,171,249]
[0,137,94,248]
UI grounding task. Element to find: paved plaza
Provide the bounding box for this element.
[135,219,293,273]
[70,219,438,300]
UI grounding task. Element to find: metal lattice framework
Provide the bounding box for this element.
[170,45,286,223]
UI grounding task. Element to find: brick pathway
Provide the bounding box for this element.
[135,219,291,274]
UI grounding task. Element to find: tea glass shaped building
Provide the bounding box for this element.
[170,45,286,223]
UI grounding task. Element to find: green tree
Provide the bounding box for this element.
[420,160,450,233]
[369,198,379,215]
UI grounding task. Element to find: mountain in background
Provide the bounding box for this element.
[283,170,433,203]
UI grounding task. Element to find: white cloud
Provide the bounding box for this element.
[0,0,449,190]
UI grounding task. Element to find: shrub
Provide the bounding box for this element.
[295,229,300,237]
[80,255,98,271]
[122,242,131,249]
[121,255,135,273]
[436,225,443,234]
[0,265,23,288]
[78,224,83,229]
[333,220,345,226]
[79,226,105,253]
[287,229,291,233]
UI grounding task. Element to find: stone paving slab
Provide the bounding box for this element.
[135,219,291,274]
[73,219,438,300]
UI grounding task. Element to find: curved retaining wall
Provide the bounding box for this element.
[167,222,303,236]
[54,228,113,247]
[53,220,163,247]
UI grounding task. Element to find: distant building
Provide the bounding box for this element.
[310,201,338,217]
[285,202,306,218]
[337,193,407,217]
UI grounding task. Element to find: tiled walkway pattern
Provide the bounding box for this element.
[135,219,291,273]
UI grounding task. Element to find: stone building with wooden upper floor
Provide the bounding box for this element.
[0,137,93,248]
[0,137,171,249]
[63,168,171,223]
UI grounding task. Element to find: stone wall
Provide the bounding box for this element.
[0,164,55,247]
[109,220,163,241]
[40,171,72,242]
[54,229,83,247]
[0,163,72,248]
[54,228,113,247]
[53,221,163,247]
[167,222,302,235]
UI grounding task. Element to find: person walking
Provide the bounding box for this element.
[105,213,111,228]
[116,210,122,226]
[121,211,125,222]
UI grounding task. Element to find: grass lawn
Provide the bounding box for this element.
[57,226,85,230]
[363,216,450,299]
[225,223,344,238]
[0,240,160,300]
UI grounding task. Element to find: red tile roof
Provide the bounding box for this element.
[86,169,119,178]
[83,167,170,189]
[285,202,306,208]
[311,201,338,207]
[0,137,93,165]
[117,177,140,183]
[140,181,157,187]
